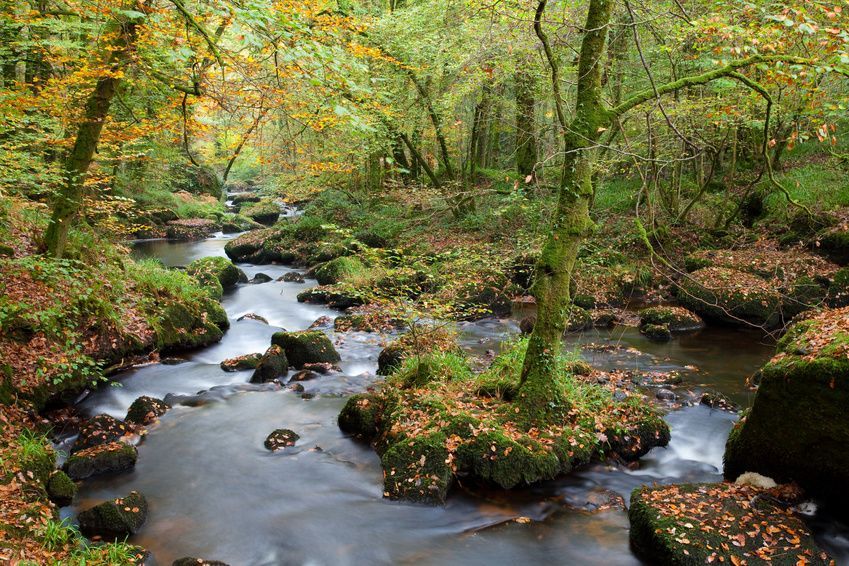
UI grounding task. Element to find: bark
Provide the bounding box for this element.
[44,16,140,258]
[515,65,538,179]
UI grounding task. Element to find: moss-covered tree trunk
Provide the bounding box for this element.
[515,66,537,179]
[518,0,613,422]
[44,17,139,258]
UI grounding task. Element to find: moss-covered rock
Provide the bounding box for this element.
[564,305,593,333]
[73,414,129,453]
[250,345,288,383]
[230,193,261,206]
[77,491,148,540]
[817,224,849,265]
[270,331,340,369]
[64,442,138,480]
[723,307,849,511]
[187,257,242,291]
[828,267,849,307]
[173,559,230,566]
[640,323,672,342]
[220,353,263,372]
[264,429,299,451]
[125,396,169,425]
[172,164,222,200]
[629,483,832,565]
[224,228,278,263]
[377,343,405,376]
[639,306,704,332]
[677,267,782,328]
[353,230,388,249]
[156,300,228,352]
[46,470,77,507]
[381,432,454,504]
[314,256,366,286]
[241,201,280,226]
[19,441,56,486]
[166,219,217,241]
[296,286,366,310]
[338,393,383,440]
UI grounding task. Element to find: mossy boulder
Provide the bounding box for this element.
[338,394,383,439]
[639,306,704,332]
[677,267,782,328]
[230,193,261,206]
[224,228,278,263]
[271,331,340,369]
[172,164,223,200]
[381,432,454,504]
[564,305,593,333]
[73,414,128,453]
[250,345,288,383]
[828,267,849,307]
[125,396,169,425]
[173,559,230,566]
[187,257,242,291]
[377,344,405,376]
[156,300,228,352]
[77,491,148,540]
[242,201,280,226]
[296,286,366,310]
[314,256,366,286]
[46,470,77,507]
[20,442,56,486]
[816,224,849,265]
[64,442,138,480]
[166,219,217,241]
[353,230,388,248]
[640,323,672,342]
[220,353,263,372]
[264,429,299,451]
[630,483,832,565]
[723,307,849,511]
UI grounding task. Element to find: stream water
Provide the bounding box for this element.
[66,233,849,565]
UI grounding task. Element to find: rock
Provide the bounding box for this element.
[302,362,335,374]
[166,219,217,241]
[638,306,704,332]
[250,345,288,383]
[125,396,169,425]
[382,433,454,504]
[230,193,261,205]
[572,294,597,310]
[519,315,535,335]
[308,316,333,329]
[593,311,617,328]
[724,307,849,512]
[289,370,318,382]
[735,472,777,489]
[224,228,278,263]
[655,388,676,401]
[186,257,242,291]
[828,267,849,307]
[172,164,222,199]
[282,272,305,283]
[301,392,316,400]
[338,394,382,440]
[77,491,148,539]
[700,390,736,411]
[221,222,242,234]
[155,299,228,352]
[564,306,593,333]
[816,223,849,265]
[297,287,365,310]
[264,429,300,451]
[46,470,77,507]
[677,267,782,328]
[241,201,280,226]
[173,559,230,566]
[314,256,366,286]
[237,313,269,324]
[640,323,672,342]
[220,353,263,372]
[377,343,405,375]
[271,331,340,369]
[73,414,129,452]
[64,442,138,480]
[629,483,832,565]
[250,272,273,284]
[288,383,305,393]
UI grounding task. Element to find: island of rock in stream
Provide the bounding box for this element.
[67,235,849,564]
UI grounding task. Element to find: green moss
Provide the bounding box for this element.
[271,330,340,368]
[241,200,280,226]
[828,267,849,307]
[186,257,241,290]
[46,470,77,507]
[77,490,148,539]
[639,306,704,331]
[390,352,471,389]
[314,256,366,286]
[17,431,56,486]
[64,442,138,480]
[125,396,169,425]
[338,393,383,440]
[250,345,288,383]
[640,323,672,342]
[381,433,453,504]
[677,267,782,328]
[456,431,559,489]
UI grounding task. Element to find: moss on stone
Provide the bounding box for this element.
[639,306,704,332]
[250,345,288,383]
[64,442,137,480]
[46,470,77,507]
[125,396,169,425]
[565,305,593,333]
[456,431,559,489]
[73,414,128,452]
[241,201,280,226]
[264,429,299,451]
[677,267,782,328]
[186,257,241,290]
[271,330,340,368]
[640,323,672,342]
[220,353,263,372]
[381,432,453,504]
[828,267,849,307]
[314,256,366,286]
[77,490,148,539]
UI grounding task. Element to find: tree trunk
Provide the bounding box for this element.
[518,0,613,423]
[515,66,538,179]
[44,17,139,258]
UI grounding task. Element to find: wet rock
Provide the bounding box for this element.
[288,383,305,393]
[264,429,300,451]
[78,491,148,539]
[166,219,217,241]
[724,307,849,511]
[250,345,288,384]
[73,414,129,452]
[46,470,76,507]
[162,357,188,365]
[564,487,626,513]
[230,193,261,205]
[125,396,169,425]
[640,323,672,342]
[564,306,593,333]
[519,315,535,335]
[173,559,231,566]
[629,483,832,565]
[593,311,617,328]
[377,343,405,375]
[308,315,333,329]
[677,267,782,328]
[315,256,365,286]
[338,394,382,440]
[655,388,676,401]
[297,287,366,310]
[224,228,277,263]
[64,442,138,480]
[242,201,280,226]
[186,257,241,291]
[250,272,273,284]
[301,392,316,400]
[289,370,319,382]
[220,353,263,372]
[638,306,704,332]
[282,272,306,283]
[271,330,341,369]
[700,390,737,411]
[303,362,336,374]
[237,313,269,324]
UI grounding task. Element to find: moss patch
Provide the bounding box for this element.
[271,330,340,368]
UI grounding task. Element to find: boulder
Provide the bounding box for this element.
[638,306,704,332]
[314,256,365,286]
[64,442,138,480]
[172,164,222,200]
[640,323,672,342]
[237,313,269,324]
[241,201,280,226]
[630,483,832,565]
[166,219,217,241]
[73,414,129,453]
[173,559,230,566]
[724,307,849,511]
[271,331,340,369]
[264,429,299,451]
[338,393,382,440]
[220,353,263,372]
[377,343,405,376]
[564,306,593,333]
[125,396,169,425]
[224,228,277,263]
[186,257,242,291]
[817,223,849,265]
[250,272,273,284]
[297,287,365,310]
[677,267,782,328]
[282,272,305,283]
[231,193,261,205]
[46,470,77,507]
[77,491,148,539]
[250,345,288,383]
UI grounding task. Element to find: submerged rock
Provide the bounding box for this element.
[724,307,849,512]
[264,429,300,451]
[73,414,129,452]
[629,483,832,565]
[78,491,148,539]
[125,396,169,425]
[250,345,288,383]
[46,470,77,507]
[250,272,273,284]
[271,330,340,369]
[220,353,263,372]
[173,559,231,566]
[64,442,138,480]
[237,313,269,324]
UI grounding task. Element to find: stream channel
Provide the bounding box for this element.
[62,227,849,565]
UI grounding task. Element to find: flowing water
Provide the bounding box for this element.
[67,233,849,565]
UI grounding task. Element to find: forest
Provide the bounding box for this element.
[1,0,848,564]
